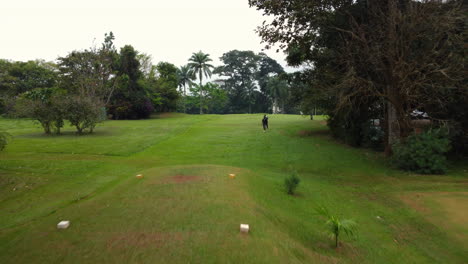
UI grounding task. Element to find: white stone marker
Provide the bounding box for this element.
[57,221,70,229]
[240,224,249,234]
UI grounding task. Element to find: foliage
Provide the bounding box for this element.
[0,130,10,151]
[215,50,259,114]
[361,121,385,151]
[284,172,300,195]
[250,0,467,153]
[315,205,357,248]
[392,129,451,174]
[58,35,157,120]
[184,83,228,114]
[108,45,154,119]
[215,50,285,114]
[177,65,195,113]
[64,96,104,134]
[0,59,57,97]
[188,51,214,114]
[153,62,180,112]
[57,32,118,104]
[328,98,383,148]
[177,65,195,95]
[16,88,66,134]
[266,76,289,113]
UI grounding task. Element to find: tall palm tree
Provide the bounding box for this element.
[188,51,214,114]
[177,65,195,113]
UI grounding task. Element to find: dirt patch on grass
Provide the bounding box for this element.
[401,192,468,223]
[107,231,184,249]
[150,174,203,185]
[400,192,468,244]
[170,175,201,183]
[389,223,419,244]
[435,195,468,226]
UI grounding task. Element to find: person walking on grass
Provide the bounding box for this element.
[262,115,269,132]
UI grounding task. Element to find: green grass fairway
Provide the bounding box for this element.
[1,114,467,263]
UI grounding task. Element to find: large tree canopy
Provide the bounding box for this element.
[0,60,57,96]
[250,0,467,153]
[215,50,286,114]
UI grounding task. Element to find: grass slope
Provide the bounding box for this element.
[0,114,467,263]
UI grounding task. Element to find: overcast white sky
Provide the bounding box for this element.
[1,0,294,71]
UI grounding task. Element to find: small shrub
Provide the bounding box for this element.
[392,129,451,174]
[0,131,10,151]
[284,172,300,195]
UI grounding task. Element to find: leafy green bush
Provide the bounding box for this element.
[64,96,104,134]
[392,129,451,174]
[15,88,66,134]
[284,172,300,195]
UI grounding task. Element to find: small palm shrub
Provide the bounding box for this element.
[284,172,300,195]
[315,206,356,248]
[392,129,451,174]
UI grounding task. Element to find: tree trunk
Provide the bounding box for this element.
[335,233,339,248]
[199,71,203,115]
[42,122,51,135]
[385,100,399,155]
[76,125,83,135]
[183,84,187,114]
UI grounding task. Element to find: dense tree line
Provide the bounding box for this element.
[0,33,181,135]
[177,50,296,114]
[250,0,467,159]
[1,33,294,126]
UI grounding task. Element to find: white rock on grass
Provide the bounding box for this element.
[57,221,70,229]
[240,224,249,234]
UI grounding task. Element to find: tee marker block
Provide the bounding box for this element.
[57,221,70,229]
[240,224,249,234]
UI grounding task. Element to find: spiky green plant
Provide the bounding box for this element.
[284,172,300,195]
[315,206,356,248]
[0,130,10,151]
